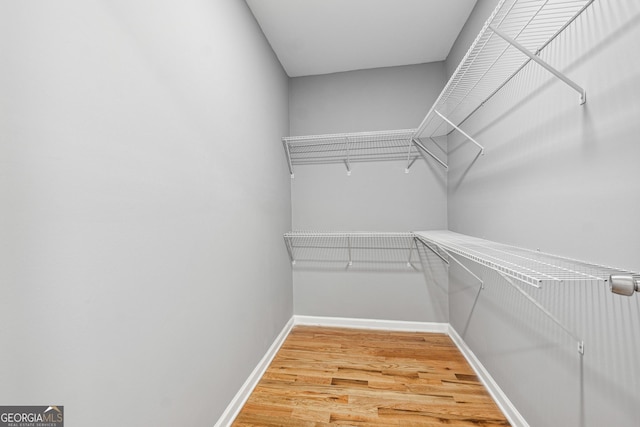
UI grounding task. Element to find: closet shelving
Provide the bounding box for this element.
[282,129,447,177]
[414,0,594,148]
[415,230,640,290]
[284,230,640,294]
[283,231,420,269]
[280,1,638,292]
[282,0,596,175]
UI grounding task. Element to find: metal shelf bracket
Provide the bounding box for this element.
[284,234,296,265]
[282,140,294,178]
[411,138,448,169]
[415,236,483,287]
[405,138,415,173]
[496,271,584,355]
[434,111,485,155]
[489,25,587,105]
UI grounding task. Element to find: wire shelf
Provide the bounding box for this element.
[282,129,421,176]
[284,231,420,270]
[415,230,639,288]
[415,0,594,140]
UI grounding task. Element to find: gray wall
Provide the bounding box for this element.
[446,1,640,425]
[0,1,291,425]
[289,63,449,322]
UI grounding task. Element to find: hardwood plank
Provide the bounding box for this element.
[232,326,511,426]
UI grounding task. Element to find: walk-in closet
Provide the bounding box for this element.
[2,1,638,426]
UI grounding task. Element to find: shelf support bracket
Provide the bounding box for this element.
[496,271,584,355]
[412,138,448,169]
[407,240,415,268]
[440,248,485,288]
[415,237,449,265]
[416,237,483,287]
[434,111,484,154]
[284,235,296,265]
[282,140,294,178]
[489,25,586,105]
[345,137,352,176]
[405,138,414,173]
[405,156,419,173]
[347,235,353,267]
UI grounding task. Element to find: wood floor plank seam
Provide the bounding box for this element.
[232,326,511,426]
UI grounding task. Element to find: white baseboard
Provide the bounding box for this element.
[293,315,449,333]
[448,325,529,427]
[214,315,527,427]
[213,317,295,427]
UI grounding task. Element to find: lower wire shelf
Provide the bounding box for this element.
[414,230,639,290]
[284,230,639,294]
[283,231,420,271]
[284,230,640,354]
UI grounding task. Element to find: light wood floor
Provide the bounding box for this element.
[232,326,510,426]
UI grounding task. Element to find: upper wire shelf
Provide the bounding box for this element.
[282,129,446,177]
[415,230,639,289]
[414,0,594,142]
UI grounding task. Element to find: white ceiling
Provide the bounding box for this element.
[245,0,477,77]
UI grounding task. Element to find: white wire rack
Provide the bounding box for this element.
[282,129,444,177]
[283,231,420,269]
[414,0,595,144]
[415,230,639,288]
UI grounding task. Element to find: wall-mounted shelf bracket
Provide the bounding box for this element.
[496,271,584,355]
[404,156,419,174]
[344,137,352,175]
[283,140,294,178]
[416,236,483,288]
[284,234,296,265]
[447,249,485,289]
[488,25,586,105]
[405,138,418,173]
[411,138,448,169]
[416,236,449,265]
[434,111,484,155]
